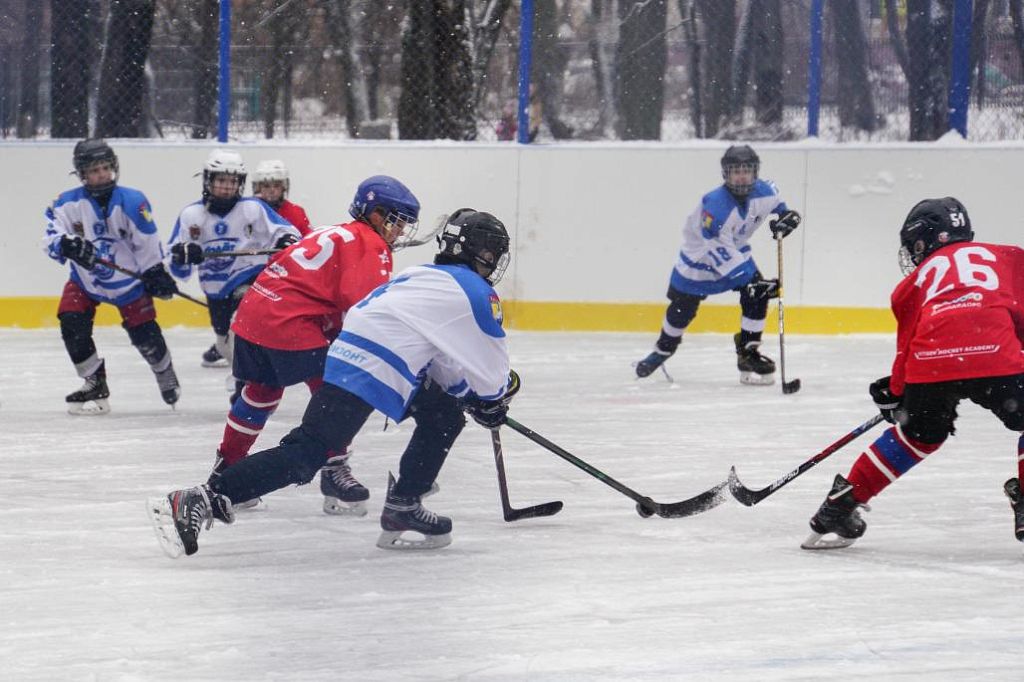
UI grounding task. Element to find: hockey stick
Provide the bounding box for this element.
[204,248,279,258]
[505,417,728,519]
[776,236,801,394]
[728,413,885,506]
[491,429,564,521]
[94,257,208,308]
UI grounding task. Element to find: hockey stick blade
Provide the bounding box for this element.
[782,378,801,394]
[504,500,564,522]
[647,481,729,518]
[492,427,564,523]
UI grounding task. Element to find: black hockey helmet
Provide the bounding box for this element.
[435,209,511,284]
[73,138,119,197]
[899,197,974,271]
[721,144,759,197]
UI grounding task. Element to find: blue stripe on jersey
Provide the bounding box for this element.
[425,264,505,339]
[669,259,756,295]
[446,379,469,397]
[339,331,418,384]
[202,265,262,300]
[872,428,920,475]
[69,269,145,306]
[678,251,716,273]
[323,356,409,420]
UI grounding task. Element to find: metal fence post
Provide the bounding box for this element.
[517,0,535,145]
[806,0,824,137]
[948,0,973,138]
[217,0,232,143]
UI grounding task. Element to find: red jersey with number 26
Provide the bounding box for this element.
[232,221,392,351]
[890,241,1024,395]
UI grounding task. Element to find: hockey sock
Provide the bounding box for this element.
[73,353,104,379]
[737,329,763,348]
[845,425,942,503]
[655,330,682,354]
[1017,433,1024,483]
[59,311,98,367]
[220,382,285,465]
[127,320,171,372]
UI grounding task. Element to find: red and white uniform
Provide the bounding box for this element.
[275,199,312,237]
[890,241,1024,395]
[232,221,392,351]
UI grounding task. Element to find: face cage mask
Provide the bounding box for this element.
[898,245,919,276]
[484,251,511,285]
[78,160,118,197]
[723,163,758,197]
[384,209,420,250]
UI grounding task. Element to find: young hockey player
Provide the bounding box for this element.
[167,150,300,373]
[148,209,516,556]
[251,159,312,236]
[804,197,1024,549]
[635,145,801,385]
[44,138,180,414]
[213,175,421,516]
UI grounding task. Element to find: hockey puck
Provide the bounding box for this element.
[636,502,655,518]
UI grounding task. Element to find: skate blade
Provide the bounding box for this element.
[323,497,367,517]
[234,497,265,512]
[67,399,110,416]
[145,497,185,559]
[376,529,452,550]
[800,531,857,550]
[201,359,229,368]
[740,372,775,386]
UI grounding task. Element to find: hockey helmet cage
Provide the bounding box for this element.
[348,175,420,247]
[899,197,974,272]
[73,138,119,197]
[252,159,289,195]
[436,210,511,284]
[721,144,760,197]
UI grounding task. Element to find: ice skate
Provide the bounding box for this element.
[377,472,452,550]
[1003,478,1024,542]
[802,474,868,550]
[155,363,180,407]
[201,343,228,368]
[320,451,369,517]
[734,333,775,386]
[208,453,263,510]
[66,361,110,416]
[635,349,673,379]
[146,485,234,559]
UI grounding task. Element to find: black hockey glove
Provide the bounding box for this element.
[744,276,780,301]
[769,210,801,240]
[60,235,97,269]
[171,242,204,266]
[464,370,521,429]
[869,375,901,424]
[274,233,300,250]
[141,265,178,300]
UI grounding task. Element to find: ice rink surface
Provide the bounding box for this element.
[3,327,1024,681]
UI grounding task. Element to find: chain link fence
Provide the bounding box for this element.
[2,0,1023,143]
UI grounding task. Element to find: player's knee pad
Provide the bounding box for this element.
[899,408,955,445]
[126,320,169,366]
[58,311,96,362]
[739,291,769,321]
[665,289,701,330]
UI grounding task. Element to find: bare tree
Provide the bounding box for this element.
[531,0,575,139]
[16,0,43,138]
[191,0,218,139]
[588,0,620,137]
[51,0,100,138]
[259,0,306,138]
[324,0,369,138]
[615,0,668,140]
[906,0,951,140]
[830,0,879,132]
[96,0,156,138]
[685,0,736,138]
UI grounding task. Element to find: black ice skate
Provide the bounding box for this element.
[1003,478,1024,542]
[802,474,868,550]
[734,333,776,386]
[377,472,452,550]
[146,485,234,558]
[635,349,673,379]
[320,451,369,517]
[207,452,263,510]
[66,360,110,416]
[202,343,228,368]
[155,363,181,407]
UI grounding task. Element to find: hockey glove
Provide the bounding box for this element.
[171,242,204,266]
[744,276,780,302]
[464,370,521,429]
[274,233,300,250]
[769,210,801,240]
[60,235,97,269]
[869,375,901,424]
[141,265,179,300]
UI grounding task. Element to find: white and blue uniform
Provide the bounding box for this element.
[323,264,510,420]
[167,198,298,299]
[43,186,164,306]
[670,179,789,295]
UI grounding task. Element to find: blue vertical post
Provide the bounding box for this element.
[517,0,535,144]
[806,0,824,137]
[217,0,231,143]
[948,0,973,138]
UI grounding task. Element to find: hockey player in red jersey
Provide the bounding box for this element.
[804,197,1024,549]
[211,175,420,515]
[251,159,312,236]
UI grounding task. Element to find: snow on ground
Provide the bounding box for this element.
[2,327,1023,680]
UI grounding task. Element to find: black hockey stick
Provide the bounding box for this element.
[94,257,208,308]
[728,413,885,506]
[776,235,801,394]
[505,417,728,519]
[491,429,564,521]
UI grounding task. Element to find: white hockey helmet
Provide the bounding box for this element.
[252,159,289,195]
[202,149,246,190]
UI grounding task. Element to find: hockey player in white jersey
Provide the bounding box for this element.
[148,209,517,557]
[44,139,181,414]
[635,145,801,384]
[167,149,300,375]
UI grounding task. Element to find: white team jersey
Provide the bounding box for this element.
[43,185,164,306]
[168,197,299,299]
[323,264,510,420]
[670,180,789,296]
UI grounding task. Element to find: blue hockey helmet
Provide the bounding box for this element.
[349,175,421,247]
